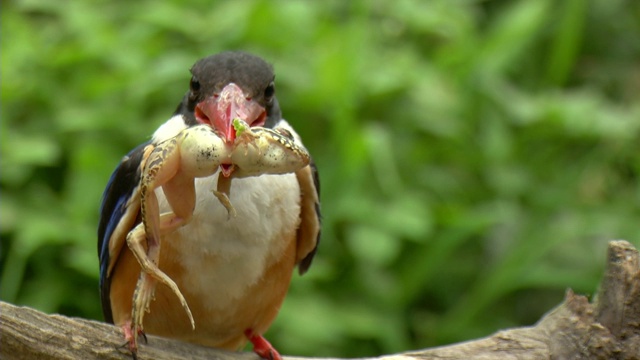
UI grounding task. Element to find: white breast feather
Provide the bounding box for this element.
[155,172,301,311]
[152,115,188,143]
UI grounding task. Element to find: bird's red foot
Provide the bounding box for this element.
[121,321,146,359]
[245,329,282,360]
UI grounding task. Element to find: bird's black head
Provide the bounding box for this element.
[175,51,282,140]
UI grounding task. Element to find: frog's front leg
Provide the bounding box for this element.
[126,125,228,352]
[213,174,237,218]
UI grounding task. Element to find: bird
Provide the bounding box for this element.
[97,51,321,360]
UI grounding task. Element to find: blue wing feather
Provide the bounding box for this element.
[297,159,321,275]
[97,142,149,323]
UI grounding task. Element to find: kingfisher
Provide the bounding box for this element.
[98,51,321,360]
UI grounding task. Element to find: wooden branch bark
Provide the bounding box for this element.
[2,240,639,360]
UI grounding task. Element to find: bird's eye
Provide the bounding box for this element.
[264,82,275,101]
[190,77,201,92]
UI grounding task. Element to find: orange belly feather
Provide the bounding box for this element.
[108,226,297,350]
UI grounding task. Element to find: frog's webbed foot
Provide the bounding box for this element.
[126,214,195,351]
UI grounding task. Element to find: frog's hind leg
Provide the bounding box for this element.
[126,136,196,351]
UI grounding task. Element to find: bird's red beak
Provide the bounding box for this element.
[194,83,266,177]
[194,83,266,143]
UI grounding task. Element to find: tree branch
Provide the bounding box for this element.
[2,240,639,360]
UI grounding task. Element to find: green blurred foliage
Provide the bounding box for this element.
[2,0,639,357]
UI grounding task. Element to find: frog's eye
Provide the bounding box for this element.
[190,76,201,92]
[264,82,275,102]
[275,128,293,140]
